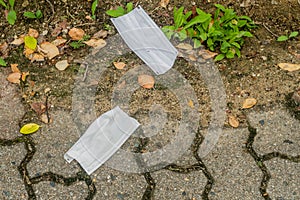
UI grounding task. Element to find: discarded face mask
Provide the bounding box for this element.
[111,6,178,75]
[64,106,140,175]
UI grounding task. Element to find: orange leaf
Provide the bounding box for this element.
[138,75,155,89]
[68,28,85,40]
[113,62,126,70]
[21,72,30,81]
[10,64,20,73]
[188,99,194,108]
[7,72,21,84]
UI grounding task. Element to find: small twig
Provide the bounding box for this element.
[82,64,89,82]
[45,94,50,123]
[45,0,55,23]
[66,7,76,20]
[262,23,279,38]
[74,23,96,28]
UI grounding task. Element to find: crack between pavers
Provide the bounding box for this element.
[245,125,300,200]
[0,136,96,200]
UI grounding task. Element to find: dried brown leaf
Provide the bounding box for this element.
[84,38,106,48]
[40,113,52,124]
[30,53,45,62]
[21,72,30,82]
[28,28,39,38]
[11,35,25,46]
[159,0,170,8]
[40,42,59,59]
[138,75,155,89]
[199,49,218,59]
[55,60,69,71]
[92,30,108,39]
[68,28,85,40]
[51,19,68,37]
[31,102,46,115]
[10,64,20,73]
[0,42,9,58]
[51,38,67,46]
[278,63,300,72]
[113,61,126,70]
[242,98,257,109]
[176,43,193,50]
[7,72,21,84]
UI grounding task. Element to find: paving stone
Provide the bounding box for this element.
[0,143,28,199]
[34,181,88,199]
[152,170,206,200]
[265,158,299,199]
[0,70,25,139]
[202,128,263,200]
[248,108,300,155]
[27,109,82,176]
[92,166,146,199]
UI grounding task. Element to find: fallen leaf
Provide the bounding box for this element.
[40,42,59,59]
[55,60,69,71]
[199,49,218,59]
[84,38,106,48]
[0,42,9,58]
[278,63,300,72]
[138,75,155,89]
[40,113,52,124]
[113,61,126,69]
[228,115,239,128]
[21,72,30,81]
[24,46,35,58]
[176,43,193,50]
[24,36,37,50]
[188,99,194,108]
[7,72,21,84]
[242,98,257,109]
[51,38,67,46]
[31,102,46,115]
[68,28,85,40]
[30,53,45,62]
[11,35,25,46]
[159,0,170,8]
[28,28,39,38]
[10,64,20,73]
[189,54,197,61]
[20,123,40,134]
[92,30,108,39]
[51,19,68,37]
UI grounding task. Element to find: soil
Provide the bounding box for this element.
[0,0,299,147]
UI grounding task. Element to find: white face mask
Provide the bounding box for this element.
[64,106,140,175]
[111,6,178,75]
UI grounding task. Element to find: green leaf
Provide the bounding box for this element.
[239,15,252,21]
[126,2,133,13]
[24,11,37,19]
[0,0,7,9]
[91,0,98,16]
[162,26,175,39]
[0,58,7,66]
[214,54,225,61]
[174,7,185,28]
[24,36,37,50]
[207,38,213,48]
[193,38,201,48]
[70,41,85,49]
[176,29,188,41]
[7,10,16,25]
[226,49,235,58]
[35,10,43,18]
[231,42,241,49]
[235,47,241,57]
[277,35,288,42]
[214,4,226,12]
[106,6,126,17]
[289,31,299,38]
[183,13,211,30]
[9,0,14,8]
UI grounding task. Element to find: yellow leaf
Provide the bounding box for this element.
[242,98,257,109]
[20,123,40,134]
[24,36,37,50]
[278,63,300,72]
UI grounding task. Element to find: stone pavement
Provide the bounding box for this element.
[1,71,299,200]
